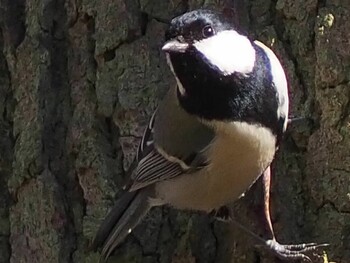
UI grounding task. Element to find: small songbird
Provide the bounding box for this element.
[92,9,326,262]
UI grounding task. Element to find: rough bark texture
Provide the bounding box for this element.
[0,0,349,262]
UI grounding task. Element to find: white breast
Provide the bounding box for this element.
[155,121,277,212]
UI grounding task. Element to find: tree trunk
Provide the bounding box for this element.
[0,0,349,262]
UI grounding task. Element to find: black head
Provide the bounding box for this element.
[163,9,256,79]
[164,9,234,46]
[162,9,284,139]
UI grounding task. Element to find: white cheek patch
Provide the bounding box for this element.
[254,41,289,131]
[166,54,186,96]
[194,30,256,76]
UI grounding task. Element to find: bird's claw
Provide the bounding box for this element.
[210,206,232,222]
[257,239,329,262]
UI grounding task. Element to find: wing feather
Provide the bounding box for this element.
[129,110,207,191]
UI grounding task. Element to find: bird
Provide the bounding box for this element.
[91,9,327,262]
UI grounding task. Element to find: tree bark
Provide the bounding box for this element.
[0,0,349,262]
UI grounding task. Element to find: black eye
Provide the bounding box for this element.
[202,25,215,38]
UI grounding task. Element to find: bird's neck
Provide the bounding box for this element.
[169,46,284,140]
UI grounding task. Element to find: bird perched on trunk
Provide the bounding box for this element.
[92,9,326,262]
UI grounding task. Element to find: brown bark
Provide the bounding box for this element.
[0,0,349,262]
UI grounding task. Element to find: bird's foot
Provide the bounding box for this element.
[210,206,232,222]
[259,239,329,262]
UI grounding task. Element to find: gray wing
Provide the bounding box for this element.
[128,88,215,192]
[129,110,205,191]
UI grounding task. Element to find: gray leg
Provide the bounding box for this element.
[212,166,328,261]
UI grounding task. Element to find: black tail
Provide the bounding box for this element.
[91,189,152,262]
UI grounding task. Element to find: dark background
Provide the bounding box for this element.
[0,0,349,262]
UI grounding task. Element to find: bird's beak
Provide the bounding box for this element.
[162,39,189,53]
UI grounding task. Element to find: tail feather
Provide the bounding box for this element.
[91,189,152,262]
[91,190,137,251]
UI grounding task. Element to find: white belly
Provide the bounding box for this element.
[155,122,277,212]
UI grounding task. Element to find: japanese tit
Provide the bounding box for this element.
[92,9,325,262]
